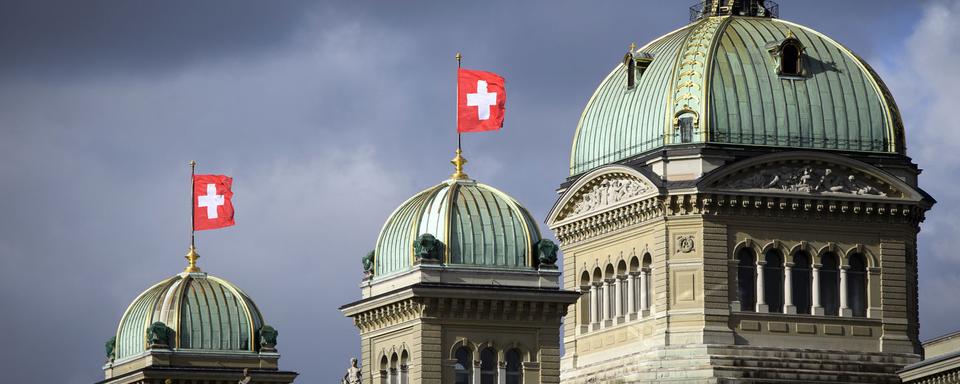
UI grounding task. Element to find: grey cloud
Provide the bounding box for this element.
[0,1,942,383]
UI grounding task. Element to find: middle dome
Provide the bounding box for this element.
[374,178,542,277]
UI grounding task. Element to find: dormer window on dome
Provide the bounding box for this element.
[769,32,805,77]
[623,44,655,90]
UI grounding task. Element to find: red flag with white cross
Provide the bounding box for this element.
[193,174,235,231]
[457,68,506,133]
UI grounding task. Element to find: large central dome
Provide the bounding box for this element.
[570,11,904,175]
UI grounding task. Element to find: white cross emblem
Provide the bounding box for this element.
[466,80,497,120]
[197,183,224,219]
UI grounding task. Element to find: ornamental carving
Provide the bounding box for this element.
[569,176,652,218]
[677,235,696,254]
[716,165,898,197]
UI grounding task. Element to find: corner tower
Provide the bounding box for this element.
[342,154,579,384]
[550,2,933,383]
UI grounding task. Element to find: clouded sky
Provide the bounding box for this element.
[0,1,957,382]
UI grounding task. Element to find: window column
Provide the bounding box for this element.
[497,361,506,384]
[472,360,482,384]
[603,278,614,326]
[590,282,601,329]
[784,262,796,314]
[755,260,768,312]
[840,265,852,317]
[812,263,824,315]
[627,272,637,319]
[615,275,625,323]
[640,268,650,315]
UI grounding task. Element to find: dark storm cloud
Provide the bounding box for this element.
[0,1,948,383]
[0,0,315,77]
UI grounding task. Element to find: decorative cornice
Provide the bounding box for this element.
[349,297,570,333]
[553,191,927,246]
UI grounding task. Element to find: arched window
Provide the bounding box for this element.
[764,250,785,313]
[390,353,399,384]
[678,115,695,143]
[579,271,592,326]
[737,248,756,312]
[505,349,523,384]
[780,43,801,76]
[480,347,497,384]
[791,251,812,314]
[454,346,472,384]
[624,52,637,89]
[380,355,390,382]
[400,350,409,384]
[641,253,652,312]
[820,253,840,316]
[848,254,868,317]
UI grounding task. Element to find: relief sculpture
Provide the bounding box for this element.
[721,166,892,197]
[571,176,651,216]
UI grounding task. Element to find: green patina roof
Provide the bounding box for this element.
[374,178,542,277]
[570,16,905,175]
[114,272,264,361]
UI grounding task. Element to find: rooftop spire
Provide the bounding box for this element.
[184,245,201,273]
[451,148,469,180]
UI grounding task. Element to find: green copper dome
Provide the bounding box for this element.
[373,178,543,277]
[113,271,265,361]
[570,15,905,175]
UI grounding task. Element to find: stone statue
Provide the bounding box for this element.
[414,233,444,261]
[105,336,116,360]
[362,250,375,276]
[259,325,278,350]
[571,176,649,216]
[536,239,559,266]
[342,358,362,384]
[238,368,252,384]
[146,321,171,347]
[719,164,893,197]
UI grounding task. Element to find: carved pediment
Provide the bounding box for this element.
[554,171,654,223]
[707,161,904,198]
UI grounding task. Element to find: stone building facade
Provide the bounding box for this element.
[548,1,934,383]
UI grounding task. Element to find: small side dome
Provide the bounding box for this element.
[113,271,266,361]
[373,178,544,278]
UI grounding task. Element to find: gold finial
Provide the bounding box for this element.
[184,245,201,273]
[455,52,462,66]
[451,148,468,180]
[628,42,637,53]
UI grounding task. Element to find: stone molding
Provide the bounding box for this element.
[351,297,571,334]
[553,192,926,245]
[551,193,926,245]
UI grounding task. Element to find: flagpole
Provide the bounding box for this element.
[190,160,196,249]
[451,52,468,180]
[186,160,200,273]
[456,52,462,152]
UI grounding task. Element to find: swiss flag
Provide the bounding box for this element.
[457,68,506,133]
[193,175,235,231]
